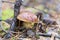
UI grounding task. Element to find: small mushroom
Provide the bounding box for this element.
[17,11,39,29]
[17,11,39,23]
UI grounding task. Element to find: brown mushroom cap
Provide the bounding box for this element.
[17,11,39,23]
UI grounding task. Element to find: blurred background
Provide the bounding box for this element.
[0,0,60,40]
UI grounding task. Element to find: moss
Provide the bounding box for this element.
[2,8,14,20]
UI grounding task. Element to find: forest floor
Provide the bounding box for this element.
[1,0,60,40]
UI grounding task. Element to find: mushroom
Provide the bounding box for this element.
[17,11,39,28]
[17,11,39,23]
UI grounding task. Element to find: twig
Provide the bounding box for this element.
[37,33,60,39]
[2,0,15,4]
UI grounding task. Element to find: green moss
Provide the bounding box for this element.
[35,34,40,39]
[2,8,14,20]
[11,37,16,40]
[2,21,10,30]
[35,5,44,11]
[26,7,38,13]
